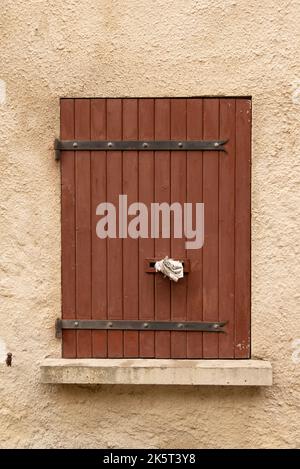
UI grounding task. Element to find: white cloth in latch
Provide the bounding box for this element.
[154,256,184,282]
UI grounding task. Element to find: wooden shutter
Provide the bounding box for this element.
[60,97,251,359]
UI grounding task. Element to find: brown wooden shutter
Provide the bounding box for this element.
[59,97,251,359]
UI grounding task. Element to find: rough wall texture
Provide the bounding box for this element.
[0,0,300,449]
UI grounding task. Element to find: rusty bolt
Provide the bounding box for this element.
[6,353,12,367]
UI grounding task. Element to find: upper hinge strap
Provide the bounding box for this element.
[54,139,227,160]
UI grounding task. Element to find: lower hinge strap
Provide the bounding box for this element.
[55,319,227,337]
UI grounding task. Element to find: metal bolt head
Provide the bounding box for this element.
[178,142,183,148]
[73,142,78,148]
[108,322,113,328]
[143,142,148,149]
[213,324,219,329]
[107,142,113,148]
[143,322,149,328]
[74,321,79,327]
[214,142,219,147]
[177,323,183,328]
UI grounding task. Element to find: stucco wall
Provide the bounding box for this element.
[0,0,300,448]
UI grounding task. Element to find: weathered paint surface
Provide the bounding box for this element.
[0,0,300,449]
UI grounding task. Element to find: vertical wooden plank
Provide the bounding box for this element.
[106,99,123,357]
[186,99,203,358]
[202,98,219,358]
[219,99,236,358]
[154,98,171,358]
[123,99,139,357]
[139,99,155,357]
[61,99,76,358]
[91,99,107,357]
[235,99,251,358]
[75,99,92,358]
[170,98,187,358]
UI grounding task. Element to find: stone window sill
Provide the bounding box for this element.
[40,358,272,386]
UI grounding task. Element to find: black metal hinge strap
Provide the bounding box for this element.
[54,139,227,160]
[55,319,227,337]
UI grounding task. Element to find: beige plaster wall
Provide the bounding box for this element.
[0,0,300,448]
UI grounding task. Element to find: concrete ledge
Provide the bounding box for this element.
[40,359,272,386]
